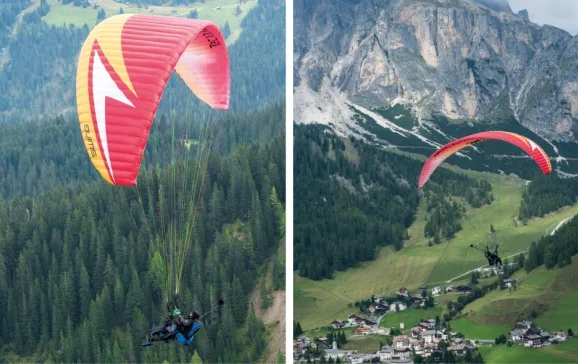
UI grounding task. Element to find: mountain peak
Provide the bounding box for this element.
[474,0,513,13]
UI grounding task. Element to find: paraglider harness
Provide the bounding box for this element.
[471,244,502,267]
[143,298,225,346]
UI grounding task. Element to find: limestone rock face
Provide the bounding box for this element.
[294,0,578,142]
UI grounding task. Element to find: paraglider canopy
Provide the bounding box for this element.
[76,14,230,186]
[418,131,552,188]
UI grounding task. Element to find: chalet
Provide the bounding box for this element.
[348,354,366,364]
[449,343,470,356]
[420,330,436,344]
[524,334,542,348]
[293,340,301,352]
[526,326,542,336]
[348,314,363,326]
[389,301,407,312]
[411,327,422,338]
[393,347,411,357]
[418,320,435,330]
[412,296,426,307]
[431,286,442,296]
[456,285,472,293]
[375,303,389,314]
[436,330,449,340]
[552,332,567,342]
[378,345,393,361]
[355,326,370,336]
[398,287,409,297]
[509,329,524,342]
[315,337,329,349]
[418,322,430,330]
[515,321,533,331]
[393,335,410,349]
[423,345,437,357]
[503,278,516,288]
[410,339,423,353]
[540,331,551,343]
[391,352,411,361]
[368,305,376,314]
[445,285,455,293]
[331,320,344,329]
[363,319,377,327]
[373,295,384,303]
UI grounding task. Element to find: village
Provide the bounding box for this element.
[294,281,572,363]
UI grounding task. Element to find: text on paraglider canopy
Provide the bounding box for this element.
[200,27,221,49]
[83,124,98,158]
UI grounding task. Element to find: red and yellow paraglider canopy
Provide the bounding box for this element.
[418,131,552,188]
[76,14,230,186]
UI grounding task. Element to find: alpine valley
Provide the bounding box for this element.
[294,1,578,362]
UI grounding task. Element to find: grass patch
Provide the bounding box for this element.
[42,0,256,43]
[451,318,511,340]
[342,336,385,353]
[379,307,442,329]
[478,340,578,363]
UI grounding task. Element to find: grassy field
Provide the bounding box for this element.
[379,307,442,329]
[342,336,385,353]
[447,256,578,340]
[451,319,511,340]
[294,163,578,330]
[478,340,578,363]
[42,0,257,43]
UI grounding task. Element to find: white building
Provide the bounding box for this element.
[378,346,393,361]
[324,341,347,359]
[389,301,407,312]
[348,354,365,364]
[421,330,436,344]
[432,286,442,296]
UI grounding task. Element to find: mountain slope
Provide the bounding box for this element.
[294,0,578,146]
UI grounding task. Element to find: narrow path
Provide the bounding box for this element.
[550,216,573,236]
[445,250,526,284]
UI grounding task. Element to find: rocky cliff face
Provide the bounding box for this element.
[294,0,578,142]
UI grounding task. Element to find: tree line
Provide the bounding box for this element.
[518,173,578,221]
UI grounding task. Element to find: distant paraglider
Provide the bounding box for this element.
[418,131,552,188]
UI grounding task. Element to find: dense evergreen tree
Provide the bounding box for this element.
[523,212,578,272]
[518,173,578,221]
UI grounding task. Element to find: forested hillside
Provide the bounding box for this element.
[0,121,285,363]
[294,125,492,280]
[0,0,285,122]
[0,0,31,48]
[518,173,578,221]
[524,212,578,272]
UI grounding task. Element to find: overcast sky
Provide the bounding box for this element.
[508,0,578,35]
